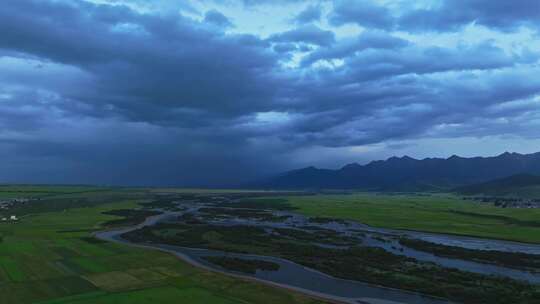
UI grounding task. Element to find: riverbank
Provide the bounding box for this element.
[95,212,452,304]
[95,218,355,304]
[1,197,331,304]
[94,193,540,304]
[283,193,540,244]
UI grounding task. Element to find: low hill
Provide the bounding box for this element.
[454,174,540,197]
[259,152,540,191]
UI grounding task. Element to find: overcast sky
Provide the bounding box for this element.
[2,0,540,186]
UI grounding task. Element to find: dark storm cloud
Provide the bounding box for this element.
[268,25,336,46]
[339,43,532,81]
[204,9,234,28]
[272,43,299,54]
[399,0,540,32]
[0,121,285,186]
[0,0,290,185]
[0,0,282,124]
[329,0,540,33]
[277,65,540,147]
[1,0,540,185]
[301,30,409,66]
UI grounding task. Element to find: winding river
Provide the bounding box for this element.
[182,205,540,283]
[95,206,540,304]
[89,185,540,304]
[96,213,451,304]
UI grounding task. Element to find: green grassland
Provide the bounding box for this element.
[0,185,119,200]
[147,188,283,194]
[281,193,540,244]
[3,185,540,303]
[0,192,326,304]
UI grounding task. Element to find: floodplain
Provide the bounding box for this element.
[1,186,540,304]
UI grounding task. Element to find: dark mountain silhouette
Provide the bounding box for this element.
[454,174,540,196]
[261,152,540,191]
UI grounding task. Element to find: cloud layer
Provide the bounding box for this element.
[1,0,540,185]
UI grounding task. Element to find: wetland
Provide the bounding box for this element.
[97,193,540,304]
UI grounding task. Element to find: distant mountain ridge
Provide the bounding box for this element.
[454,174,540,196]
[261,152,540,191]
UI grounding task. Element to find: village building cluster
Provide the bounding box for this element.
[0,198,29,222]
[464,196,540,208]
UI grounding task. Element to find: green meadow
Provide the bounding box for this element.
[0,190,325,304]
[282,193,540,244]
[3,186,540,303]
[0,185,114,199]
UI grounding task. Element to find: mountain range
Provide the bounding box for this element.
[454,174,540,196]
[261,152,540,191]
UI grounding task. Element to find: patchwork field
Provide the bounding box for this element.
[0,189,326,304]
[0,186,113,199]
[282,193,540,243]
[3,187,540,303]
